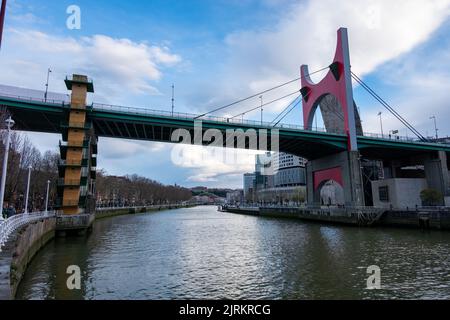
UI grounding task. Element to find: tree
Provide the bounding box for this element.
[420,188,443,206]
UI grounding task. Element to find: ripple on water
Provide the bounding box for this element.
[15,206,450,300]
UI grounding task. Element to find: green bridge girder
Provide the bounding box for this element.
[2,95,450,162]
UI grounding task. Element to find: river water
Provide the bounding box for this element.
[16,206,450,300]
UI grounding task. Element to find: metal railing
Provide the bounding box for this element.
[92,102,325,132]
[0,92,68,105]
[0,211,56,252]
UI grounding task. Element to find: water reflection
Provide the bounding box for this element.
[16,206,450,300]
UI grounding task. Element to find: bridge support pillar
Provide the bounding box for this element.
[306,150,365,207]
[424,151,450,205]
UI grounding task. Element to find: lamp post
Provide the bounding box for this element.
[44,68,52,102]
[430,115,438,140]
[171,84,175,116]
[378,111,384,137]
[45,180,50,214]
[0,0,7,50]
[24,165,32,214]
[0,116,14,221]
[259,96,263,125]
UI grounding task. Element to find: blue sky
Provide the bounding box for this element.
[1,0,450,188]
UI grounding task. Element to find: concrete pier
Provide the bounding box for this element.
[56,213,95,236]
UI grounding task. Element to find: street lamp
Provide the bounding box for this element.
[44,67,52,102]
[45,180,50,214]
[0,0,7,50]
[0,116,14,221]
[171,84,175,117]
[378,111,384,137]
[24,165,32,214]
[430,115,438,140]
[259,95,263,125]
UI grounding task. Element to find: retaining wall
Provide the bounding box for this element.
[0,217,56,300]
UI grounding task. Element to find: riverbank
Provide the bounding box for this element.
[95,204,197,220]
[222,206,450,230]
[0,217,56,299]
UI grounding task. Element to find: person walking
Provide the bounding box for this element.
[1,205,6,219]
[6,205,15,218]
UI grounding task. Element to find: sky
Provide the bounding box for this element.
[1,0,450,189]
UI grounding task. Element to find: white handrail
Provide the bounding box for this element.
[0,211,56,252]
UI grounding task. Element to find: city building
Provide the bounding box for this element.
[226,190,244,205]
[272,152,306,188]
[243,173,256,201]
[243,152,307,204]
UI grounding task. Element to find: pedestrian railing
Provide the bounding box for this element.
[0,211,56,252]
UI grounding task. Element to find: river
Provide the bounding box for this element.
[16,206,450,299]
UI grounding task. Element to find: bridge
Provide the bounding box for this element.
[1,92,448,160]
[0,28,449,228]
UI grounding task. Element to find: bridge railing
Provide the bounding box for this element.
[91,102,332,133]
[0,211,56,252]
[0,92,67,105]
[362,132,420,143]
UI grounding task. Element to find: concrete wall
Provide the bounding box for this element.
[0,217,56,300]
[372,178,427,209]
[306,150,364,206]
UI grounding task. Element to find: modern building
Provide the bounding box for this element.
[226,189,244,205]
[273,152,307,171]
[243,152,307,204]
[243,173,256,201]
[272,152,306,187]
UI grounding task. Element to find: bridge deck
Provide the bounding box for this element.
[1,94,450,161]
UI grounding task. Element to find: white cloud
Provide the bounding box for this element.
[99,138,168,160]
[0,28,181,102]
[225,0,450,79]
[191,0,450,118]
[359,33,450,137]
[171,144,262,182]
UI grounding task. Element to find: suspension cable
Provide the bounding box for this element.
[273,98,303,127]
[230,90,300,119]
[270,95,301,125]
[351,72,427,141]
[272,91,311,127]
[194,66,330,119]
